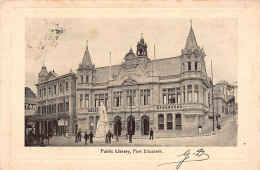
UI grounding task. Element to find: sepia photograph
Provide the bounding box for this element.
[25,18,238,147]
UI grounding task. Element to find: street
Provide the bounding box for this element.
[40,115,237,147]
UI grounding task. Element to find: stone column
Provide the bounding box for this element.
[164,113,167,130]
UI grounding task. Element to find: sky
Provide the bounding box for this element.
[25,18,237,93]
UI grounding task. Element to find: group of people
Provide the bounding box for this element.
[75,130,94,145]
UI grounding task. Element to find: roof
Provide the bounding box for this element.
[82,44,92,66]
[25,97,37,105]
[95,64,122,83]
[185,26,198,50]
[216,80,233,87]
[146,57,181,76]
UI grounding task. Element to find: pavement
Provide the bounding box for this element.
[38,114,237,147]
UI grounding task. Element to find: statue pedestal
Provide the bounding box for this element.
[95,121,109,138]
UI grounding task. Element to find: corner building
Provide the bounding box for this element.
[36,67,76,136]
[76,25,212,137]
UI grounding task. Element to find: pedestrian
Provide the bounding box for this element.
[149,128,153,140]
[75,132,78,143]
[78,130,81,142]
[198,124,203,134]
[84,132,89,145]
[89,131,94,144]
[107,130,112,143]
[45,132,50,145]
[129,134,132,143]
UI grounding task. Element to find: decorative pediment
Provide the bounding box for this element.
[122,78,137,85]
[45,71,58,81]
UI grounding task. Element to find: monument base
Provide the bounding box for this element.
[95,121,110,138]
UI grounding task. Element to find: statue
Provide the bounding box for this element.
[95,101,110,138]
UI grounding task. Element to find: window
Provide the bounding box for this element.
[59,83,63,93]
[126,90,136,106]
[168,88,175,104]
[194,85,199,103]
[158,114,164,130]
[167,114,173,130]
[182,63,185,72]
[81,75,83,83]
[195,62,198,70]
[48,86,51,96]
[39,89,42,98]
[114,91,122,107]
[38,106,41,114]
[54,85,57,95]
[53,104,56,113]
[188,85,192,103]
[140,89,150,105]
[80,94,83,108]
[66,81,68,91]
[183,86,185,103]
[43,88,46,96]
[175,114,182,129]
[89,116,94,130]
[162,89,167,104]
[177,88,180,103]
[85,94,89,108]
[95,94,108,108]
[86,75,89,83]
[203,88,206,105]
[188,61,191,71]
[66,101,69,112]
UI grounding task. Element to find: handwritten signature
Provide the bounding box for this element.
[158,149,209,169]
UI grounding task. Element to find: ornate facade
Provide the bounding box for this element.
[76,24,212,137]
[35,68,76,136]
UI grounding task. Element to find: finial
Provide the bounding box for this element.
[141,33,143,39]
[130,47,133,52]
[190,19,192,27]
[86,40,88,51]
[43,57,45,67]
[86,40,88,46]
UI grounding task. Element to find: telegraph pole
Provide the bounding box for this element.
[211,60,215,131]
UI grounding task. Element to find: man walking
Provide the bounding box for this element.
[149,128,153,140]
[107,130,112,143]
[84,132,89,145]
[89,131,94,144]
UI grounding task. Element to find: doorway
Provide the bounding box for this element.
[114,116,122,136]
[127,116,135,135]
[141,115,150,135]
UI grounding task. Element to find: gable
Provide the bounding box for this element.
[45,72,58,81]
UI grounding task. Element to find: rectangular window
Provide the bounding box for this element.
[44,88,46,96]
[167,114,173,130]
[194,85,199,103]
[85,94,89,108]
[80,94,83,108]
[140,89,150,105]
[183,86,185,103]
[89,116,94,130]
[188,85,192,103]
[158,115,164,130]
[114,91,122,107]
[188,62,191,71]
[177,88,180,103]
[126,90,136,106]
[195,62,198,70]
[95,94,108,108]
[86,75,89,83]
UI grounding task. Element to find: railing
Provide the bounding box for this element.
[154,103,204,110]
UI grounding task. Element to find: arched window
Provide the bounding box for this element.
[43,88,46,96]
[54,104,56,113]
[65,81,68,91]
[188,61,191,71]
[195,62,198,70]
[39,89,42,98]
[86,75,89,83]
[158,114,164,130]
[59,83,63,93]
[48,86,51,96]
[167,114,173,130]
[81,75,83,83]
[66,101,69,112]
[38,106,41,114]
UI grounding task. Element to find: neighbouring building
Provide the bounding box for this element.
[213,80,237,117]
[76,24,212,137]
[35,66,76,136]
[25,87,38,135]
